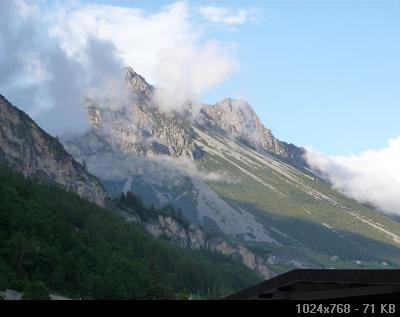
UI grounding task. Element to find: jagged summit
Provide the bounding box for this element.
[124,67,154,99]
[200,98,263,136]
[214,97,254,111]
[199,98,291,159]
[82,67,306,167]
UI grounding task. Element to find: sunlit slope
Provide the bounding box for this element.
[194,127,400,264]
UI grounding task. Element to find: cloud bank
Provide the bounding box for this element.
[305,136,400,215]
[49,1,239,112]
[0,0,128,136]
[0,1,243,134]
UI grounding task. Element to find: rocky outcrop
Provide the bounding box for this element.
[208,238,271,279]
[145,215,194,249]
[198,98,307,169]
[133,213,272,279]
[198,98,286,155]
[0,95,106,206]
[125,67,154,100]
[65,67,200,160]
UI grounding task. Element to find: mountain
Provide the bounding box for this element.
[0,95,106,206]
[2,66,400,296]
[197,97,306,168]
[0,93,266,298]
[64,68,400,273]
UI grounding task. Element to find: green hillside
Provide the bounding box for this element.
[0,165,261,299]
[195,128,400,268]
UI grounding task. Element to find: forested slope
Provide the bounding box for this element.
[0,165,261,299]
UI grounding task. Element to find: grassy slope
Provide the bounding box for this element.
[195,129,400,268]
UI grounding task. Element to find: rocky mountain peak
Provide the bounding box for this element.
[202,98,260,135]
[124,67,154,100]
[199,98,283,152]
[218,97,254,113]
[65,68,203,160]
[197,97,307,167]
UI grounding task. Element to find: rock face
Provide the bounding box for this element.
[66,68,200,160]
[130,213,271,279]
[198,98,306,168]
[199,98,286,155]
[85,102,198,157]
[67,68,304,167]
[208,238,272,279]
[144,216,209,251]
[125,67,154,100]
[0,95,106,206]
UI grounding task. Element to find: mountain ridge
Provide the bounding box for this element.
[0,93,274,279]
[0,94,106,206]
[197,97,307,170]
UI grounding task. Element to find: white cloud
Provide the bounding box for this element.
[305,136,400,215]
[0,0,129,136]
[198,6,256,25]
[50,1,239,112]
[0,0,241,134]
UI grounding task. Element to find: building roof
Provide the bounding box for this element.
[224,269,400,300]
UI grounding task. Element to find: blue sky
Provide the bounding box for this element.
[82,0,399,155]
[2,0,399,213]
[209,1,400,155]
[6,0,400,155]
[207,0,400,155]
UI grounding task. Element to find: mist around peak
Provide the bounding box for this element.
[0,1,239,139]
